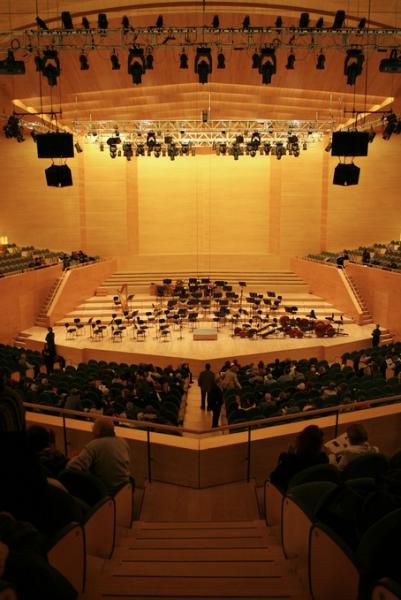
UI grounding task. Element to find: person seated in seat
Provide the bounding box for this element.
[269,425,328,492]
[330,423,379,470]
[66,417,131,494]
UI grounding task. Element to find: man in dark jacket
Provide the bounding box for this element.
[197,363,215,411]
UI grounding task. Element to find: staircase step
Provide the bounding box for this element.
[120,537,269,549]
[134,520,266,530]
[113,562,285,577]
[100,576,302,598]
[113,548,282,562]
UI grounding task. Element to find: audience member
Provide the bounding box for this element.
[66,417,131,494]
[270,425,328,491]
[332,424,379,470]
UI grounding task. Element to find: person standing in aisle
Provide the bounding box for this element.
[198,363,215,411]
[209,378,224,428]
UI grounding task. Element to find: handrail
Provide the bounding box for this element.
[24,394,401,484]
[341,267,365,313]
[304,255,401,275]
[23,392,401,437]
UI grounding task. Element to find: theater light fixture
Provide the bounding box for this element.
[79,53,89,70]
[299,13,310,28]
[180,52,188,69]
[123,142,133,160]
[41,50,60,86]
[217,52,225,69]
[251,52,261,69]
[243,16,251,29]
[212,15,220,29]
[344,49,364,85]
[128,47,146,84]
[3,114,24,142]
[259,48,276,85]
[61,11,73,29]
[316,17,324,28]
[285,52,296,70]
[155,15,164,28]
[195,47,212,84]
[122,16,130,33]
[98,13,108,31]
[358,18,367,29]
[332,10,346,29]
[275,17,283,29]
[145,53,154,70]
[110,51,120,70]
[35,16,48,30]
[316,52,326,70]
[0,50,25,75]
[82,17,90,30]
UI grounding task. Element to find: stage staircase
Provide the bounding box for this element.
[83,482,307,600]
[344,272,393,345]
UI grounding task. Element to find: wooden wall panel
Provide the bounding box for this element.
[1,136,401,271]
[346,263,401,339]
[326,136,401,252]
[0,265,61,343]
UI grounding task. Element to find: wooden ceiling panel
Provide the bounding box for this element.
[0,1,400,128]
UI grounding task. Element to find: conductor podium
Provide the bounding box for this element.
[193,328,218,341]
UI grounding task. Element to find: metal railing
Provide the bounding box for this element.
[24,393,401,484]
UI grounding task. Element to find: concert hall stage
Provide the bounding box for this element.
[22,322,374,375]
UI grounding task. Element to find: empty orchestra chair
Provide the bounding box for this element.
[64,322,76,340]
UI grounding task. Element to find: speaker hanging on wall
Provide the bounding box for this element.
[331,131,369,157]
[37,133,74,158]
[45,164,73,187]
[333,163,360,186]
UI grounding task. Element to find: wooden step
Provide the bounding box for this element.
[113,561,286,577]
[112,548,282,562]
[120,537,269,549]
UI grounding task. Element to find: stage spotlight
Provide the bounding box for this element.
[263,142,271,155]
[275,17,283,29]
[109,144,117,158]
[35,16,48,30]
[259,48,276,85]
[358,17,367,29]
[180,52,189,69]
[146,131,157,149]
[122,16,130,32]
[110,52,120,70]
[316,52,326,70]
[316,17,324,28]
[34,55,43,71]
[276,142,286,160]
[243,16,251,29]
[344,49,364,85]
[195,47,212,84]
[156,15,164,28]
[332,10,346,29]
[74,142,83,153]
[128,47,145,84]
[123,142,133,161]
[180,142,191,155]
[136,143,145,156]
[145,53,154,70]
[285,53,296,70]
[41,50,60,86]
[3,114,24,142]
[153,143,161,157]
[299,12,310,28]
[82,17,90,30]
[212,15,220,28]
[79,53,89,70]
[231,143,241,160]
[217,53,225,69]
[0,50,25,75]
[250,131,261,150]
[98,13,108,31]
[168,142,178,161]
[218,143,227,155]
[303,141,308,150]
[99,142,104,151]
[382,113,398,140]
[325,142,332,152]
[252,52,261,69]
[61,11,73,29]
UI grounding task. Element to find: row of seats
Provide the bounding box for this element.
[265,452,401,599]
[308,239,401,271]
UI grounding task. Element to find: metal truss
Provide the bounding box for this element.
[2,26,401,54]
[68,119,334,146]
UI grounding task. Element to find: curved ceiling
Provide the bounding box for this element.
[1,1,401,129]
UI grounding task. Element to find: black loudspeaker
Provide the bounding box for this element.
[45,164,73,187]
[333,163,360,186]
[331,131,369,157]
[37,133,74,158]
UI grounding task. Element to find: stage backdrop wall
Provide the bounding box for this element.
[1,135,400,271]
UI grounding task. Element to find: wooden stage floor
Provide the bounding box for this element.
[23,322,374,375]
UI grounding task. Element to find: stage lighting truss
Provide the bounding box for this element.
[4,22,401,55]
